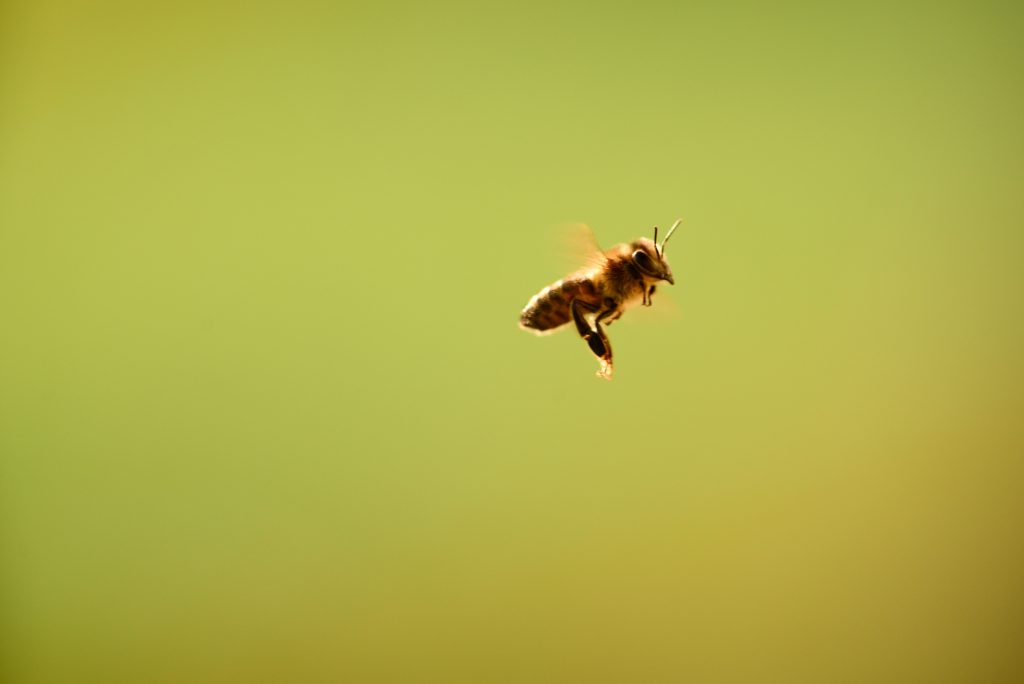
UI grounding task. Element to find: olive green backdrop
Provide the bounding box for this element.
[1,1,1022,682]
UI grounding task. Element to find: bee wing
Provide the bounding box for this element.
[555,222,608,273]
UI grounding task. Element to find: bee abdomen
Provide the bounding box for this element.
[519,278,598,333]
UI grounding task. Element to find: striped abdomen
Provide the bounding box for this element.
[519,277,600,333]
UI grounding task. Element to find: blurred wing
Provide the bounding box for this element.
[555,221,607,273]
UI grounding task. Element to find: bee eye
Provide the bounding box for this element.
[632,250,657,275]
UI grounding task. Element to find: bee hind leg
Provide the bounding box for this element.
[570,298,616,379]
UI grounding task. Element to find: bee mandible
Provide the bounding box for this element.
[519,219,682,379]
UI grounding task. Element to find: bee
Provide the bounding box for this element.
[519,219,682,379]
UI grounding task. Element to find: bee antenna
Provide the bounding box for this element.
[659,218,682,254]
[653,225,659,255]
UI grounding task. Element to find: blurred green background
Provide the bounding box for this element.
[1,1,1022,682]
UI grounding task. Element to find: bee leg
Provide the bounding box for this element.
[570,299,604,354]
[592,308,619,379]
[571,298,615,379]
[597,307,621,328]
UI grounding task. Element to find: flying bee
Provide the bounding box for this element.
[519,219,682,380]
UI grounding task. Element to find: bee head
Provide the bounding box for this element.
[631,219,681,285]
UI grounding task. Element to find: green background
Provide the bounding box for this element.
[2,1,1022,682]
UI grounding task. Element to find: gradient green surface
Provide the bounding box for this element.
[2,2,1023,682]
